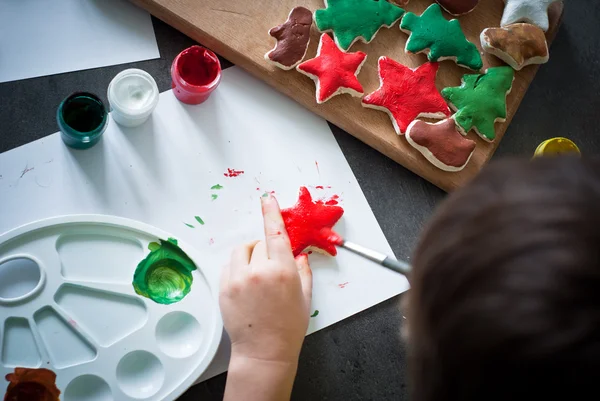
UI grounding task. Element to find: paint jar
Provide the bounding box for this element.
[171,45,222,105]
[108,68,159,128]
[57,92,108,149]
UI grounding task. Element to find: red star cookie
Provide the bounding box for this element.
[297,33,367,104]
[281,186,344,256]
[361,57,450,135]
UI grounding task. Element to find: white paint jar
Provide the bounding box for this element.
[107,69,159,128]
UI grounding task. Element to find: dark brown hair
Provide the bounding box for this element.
[407,157,600,401]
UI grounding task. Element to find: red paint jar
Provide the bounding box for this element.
[171,46,222,105]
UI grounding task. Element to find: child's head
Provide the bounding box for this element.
[406,157,600,401]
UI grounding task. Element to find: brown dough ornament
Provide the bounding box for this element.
[436,0,480,16]
[405,118,476,172]
[265,7,313,70]
[480,23,549,70]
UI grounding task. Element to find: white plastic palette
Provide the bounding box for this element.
[0,215,222,401]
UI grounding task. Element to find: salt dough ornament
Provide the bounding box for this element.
[481,23,549,70]
[314,0,405,51]
[265,7,313,70]
[400,3,483,71]
[501,0,562,32]
[405,118,476,172]
[297,33,367,104]
[436,0,480,16]
[362,57,451,135]
[281,186,344,257]
[441,66,515,142]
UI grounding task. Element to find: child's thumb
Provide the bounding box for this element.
[295,253,313,311]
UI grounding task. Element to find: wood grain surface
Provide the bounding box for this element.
[129,0,561,191]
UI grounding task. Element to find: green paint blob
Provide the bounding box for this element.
[133,238,197,305]
[184,223,195,228]
[441,66,514,141]
[261,192,269,198]
[211,194,218,201]
[315,0,405,51]
[400,4,482,70]
[311,310,319,318]
[194,216,205,225]
[211,184,224,190]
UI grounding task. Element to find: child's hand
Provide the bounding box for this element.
[220,194,313,365]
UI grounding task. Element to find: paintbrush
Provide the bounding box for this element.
[320,228,411,276]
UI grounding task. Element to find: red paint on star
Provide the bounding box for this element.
[297,34,367,104]
[281,186,344,257]
[362,57,450,135]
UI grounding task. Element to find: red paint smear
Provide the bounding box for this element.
[315,161,320,174]
[308,251,313,254]
[338,281,350,289]
[320,227,344,246]
[315,185,324,189]
[224,168,244,177]
[256,187,260,191]
[281,186,344,257]
[178,46,220,86]
[326,186,331,189]
[209,238,214,245]
[325,194,340,206]
[4,368,60,401]
[270,190,275,195]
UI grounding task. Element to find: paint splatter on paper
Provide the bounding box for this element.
[208,238,215,246]
[211,194,218,201]
[132,238,197,305]
[4,367,60,401]
[338,282,350,289]
[194,216,205,225]
[19,165,34,179]
[224,168,244,177]
[310,310,319,318]
[211,184,224,190]
[184,223,195,229]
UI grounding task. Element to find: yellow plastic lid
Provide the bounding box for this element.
[534,137,581,157]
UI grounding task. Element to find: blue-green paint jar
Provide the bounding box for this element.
[57,92,108,149]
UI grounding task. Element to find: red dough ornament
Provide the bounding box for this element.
[362,57,450,135]
[281,186,344,257]
[297,34,367,104]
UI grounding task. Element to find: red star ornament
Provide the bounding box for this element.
[297,33,367,104]
[362,57,451,135]
[281,186,344,257]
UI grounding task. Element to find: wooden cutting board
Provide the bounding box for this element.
[130,0,562,191]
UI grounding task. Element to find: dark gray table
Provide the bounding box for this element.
[1,2,599,399]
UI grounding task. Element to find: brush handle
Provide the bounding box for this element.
[382,257,411,276]
[341,241,411,277]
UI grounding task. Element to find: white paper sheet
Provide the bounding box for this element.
[0,67,409,384]
[0,0,159,83]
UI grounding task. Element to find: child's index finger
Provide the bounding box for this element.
[261,194,294,263]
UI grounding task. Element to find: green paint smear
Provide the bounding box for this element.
[311,310,319,318]
[315,0,404,51]
[195,216,205,225]
[400,4,482,70]
[261,192,269,198]
[184,223,195,228]
[133,237,197,305]
[441,66,514,141]
[211,184,224,190]
[211,194,218,201]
